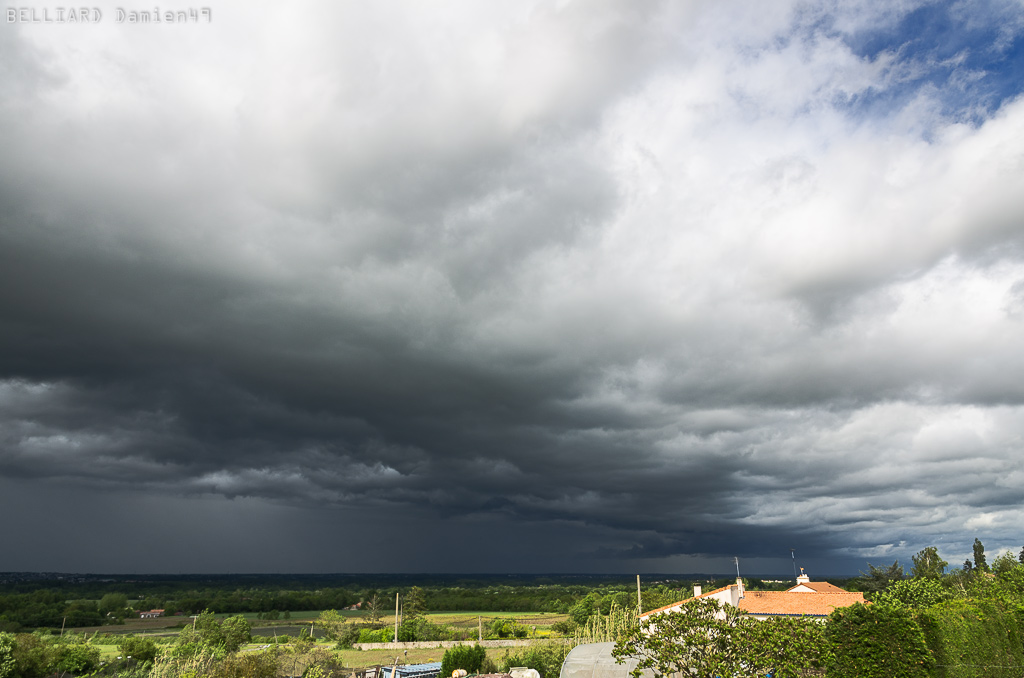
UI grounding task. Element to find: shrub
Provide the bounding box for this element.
[51,642,101,675]
[208,648,279,678]
[488,617,527,639]
[9,633,52,678]
[440,644,486,677]
[498,643,571,678]
[117,635,160,663]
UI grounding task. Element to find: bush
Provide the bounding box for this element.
[334,624,360,649]
[549,620,574,635]
[826,602,934,678]
[51,642,101,674]
[358,628,386,643]
[440,644,486,677]
[117,635,160,663]
[9,633,52,678]
[488,618,527,639]
[207,648,278,678]
[497,643,571,678]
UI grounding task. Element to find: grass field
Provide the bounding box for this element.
[334,645,532,669]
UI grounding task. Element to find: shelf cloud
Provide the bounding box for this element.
[2,0,1023,574]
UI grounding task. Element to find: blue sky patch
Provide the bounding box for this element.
[838,1,1024,124]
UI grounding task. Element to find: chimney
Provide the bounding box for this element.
[796,567,810,585]
[693,584,702,597]
[735,577,744,599]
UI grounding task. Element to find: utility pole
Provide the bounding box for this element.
[395,592,400,645]
[636,575,642,616]
[791,549,798,580]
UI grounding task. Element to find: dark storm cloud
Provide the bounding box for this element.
[2,0,1024,574]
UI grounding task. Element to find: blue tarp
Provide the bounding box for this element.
[380,662,443,678]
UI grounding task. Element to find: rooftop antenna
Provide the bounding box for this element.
[791,548,798,579]
[734,557,744,599]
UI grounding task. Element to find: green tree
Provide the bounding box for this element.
[735,616,828,678]
[315,610,346,641]
[365,593,383,627]
[990,550,1018,576]
[973,538,989,572]
[404,587,427,622]
[0,633,14,678]
[911,546,948,580]
[873,578,953,609]
[220,615,251,652]
[569,594,597,626]
[825,602,934,678]
[613,598,744,678]
[99,592,130,617]
[858,561,905,597]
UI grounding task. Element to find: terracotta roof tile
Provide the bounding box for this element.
[786,581,847,593]
[639,585,864,619]
[739,591,864,617]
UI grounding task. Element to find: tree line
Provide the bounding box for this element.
[0,575,709,633]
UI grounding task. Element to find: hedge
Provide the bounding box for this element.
[917,599,1024,678]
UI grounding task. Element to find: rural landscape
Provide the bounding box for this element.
[4,0,1024,677]
[2,540,1024,677]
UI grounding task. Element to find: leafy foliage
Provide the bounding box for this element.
[613,598,745,678]
[488,617,527,639]
[918,598,1024,678]
[497,642,571,678]
[403,587,427,622]
[209,647,280,678]
[911,546,948,579]
[117,634,160,663]
[0,633,14,678]
[49,642,100,674]
[873,577,953,609]
[857,560,905,597]
[173,610,251,659]
[973,538,989,573]
[825,602,934,678]
[734,616,828,678]
[440,644,486,677]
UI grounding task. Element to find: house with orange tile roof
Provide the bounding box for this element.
[640,572,864,622]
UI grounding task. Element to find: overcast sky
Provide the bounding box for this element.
[2,0,1023,576]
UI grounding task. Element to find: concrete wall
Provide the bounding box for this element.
[354,639,543,651]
